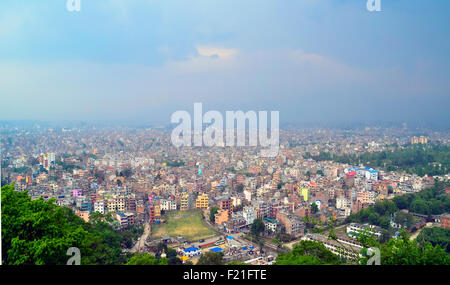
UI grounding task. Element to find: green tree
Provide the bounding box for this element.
[235,184,244,193]
[2,184,125,265]
[311,203,319,214]
[417,227,450,253]
[251,218,266,237]
[209,207,219,223]
[359,230,450,265]
[126,253,168,265]
[196,252,224,265]
[275,240,341,265]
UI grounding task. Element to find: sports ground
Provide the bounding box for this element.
[151,210,218,241]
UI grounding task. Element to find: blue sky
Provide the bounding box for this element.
[0,0,449,126]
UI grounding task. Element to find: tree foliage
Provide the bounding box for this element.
[250,218,266,237]
[196,252,225,265]
[2,184,125,265]
[126,253,168,265]
[392,180,450,215]
[209,206,219,223]
[275,240,341,265]
[359,230,450,265]
[311,144,450,177]
[417,227,450,253]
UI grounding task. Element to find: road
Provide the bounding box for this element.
[410,222,435,241]
[130,222,151,253]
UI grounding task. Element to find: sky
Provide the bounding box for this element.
[0,0,449,127]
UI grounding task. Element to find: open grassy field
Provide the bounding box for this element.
[151,210,218,241]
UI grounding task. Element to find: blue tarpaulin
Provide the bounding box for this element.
[210,247,223,252]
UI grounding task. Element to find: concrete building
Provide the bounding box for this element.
[276,211,305,237]
[196,193,209,209]
[441,214,450,229]
[94,200,105,214]
[243,206,257,225]
[215,209,229,225]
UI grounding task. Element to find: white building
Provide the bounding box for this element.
[366,171,379,181]
[264,218,279,232]
[243,206,257,225]
[94,200,105,214]
[183,247,201,258]
[346,223,382,240]
[336,196,351,210]
[160,198,177,211]
[243,189,252,202]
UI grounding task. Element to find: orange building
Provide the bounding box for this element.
[215,209,229,225]
[442,214,450,229]
[75,210,90,222]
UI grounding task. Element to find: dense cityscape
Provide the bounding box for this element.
[1,1,450,277]
[2,122,449,265]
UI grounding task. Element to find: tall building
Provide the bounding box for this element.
[411,136,428,144]
[196,193,209,209]
[243,206,257,225]
[180,192,192,211]
[219,198,233,217]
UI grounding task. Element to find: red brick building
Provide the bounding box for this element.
[441,214,450,229]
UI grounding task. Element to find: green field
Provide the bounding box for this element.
[151,210,218,241]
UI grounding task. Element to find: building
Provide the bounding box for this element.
[441,214,450,229]
[127,197,136,212]
[93,200,105,214]
[180,192,193,211]
[411,136,428,144]
[196,193,209,209]
[81,199,92,214]
[219,198,234,217]
[75,210,90,222]
[183,247,201,258]
[264,217,279,233]
[215,209,229,225]
[243,206,257,225]
[160,198,177,211]
[276,211,305,237]
[117,197,126,212]
[346,223,382,240]
[302,234,362,262]
[116,212,135,229]
[300,187,309,202]
[107,199,117,213]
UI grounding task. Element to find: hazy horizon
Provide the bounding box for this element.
[1,0,449,127]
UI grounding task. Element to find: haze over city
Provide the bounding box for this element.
[0,0,449,127]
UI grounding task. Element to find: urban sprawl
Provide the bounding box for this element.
[2,124,449,265]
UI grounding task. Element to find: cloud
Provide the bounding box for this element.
[0,46,447,123]
[196,46,238,59]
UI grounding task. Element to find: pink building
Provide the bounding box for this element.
[73,189,83,197]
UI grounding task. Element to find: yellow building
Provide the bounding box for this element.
[300,187,309,202]
[419,136,428,144]
[117,197,126,212]
[180,192,191,211]
[107,199,117,213]
[411,136,428,144]
[196,193,209,209]
[154,204,161,219]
